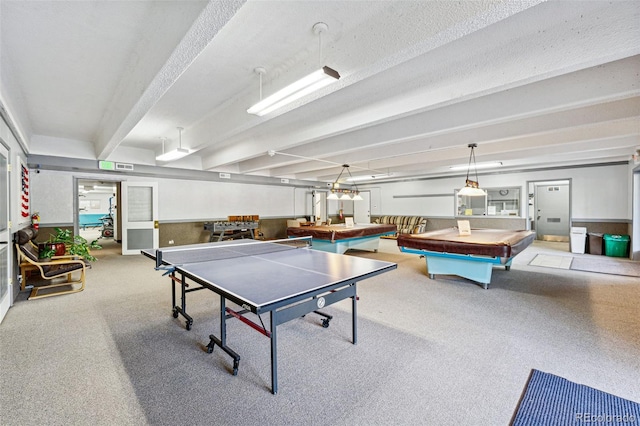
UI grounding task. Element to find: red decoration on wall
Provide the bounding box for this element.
[20,163,30,218]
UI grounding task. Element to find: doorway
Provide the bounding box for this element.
[120,181,158,255]
[0,143,10,323]
[528,180,571,241]
[76,178,120,254]
[353,191,371,224]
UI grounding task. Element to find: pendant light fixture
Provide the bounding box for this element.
[247,22,340,117]
[458,143,486,196]
[327,164,363,200]
[156,127,190,162]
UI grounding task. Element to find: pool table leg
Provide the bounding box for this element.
[424,255,494,289]
[504,258,514,271]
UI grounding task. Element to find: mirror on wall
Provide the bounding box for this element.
[456,190,487,216]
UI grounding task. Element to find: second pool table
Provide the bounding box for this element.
[397,228,535,289]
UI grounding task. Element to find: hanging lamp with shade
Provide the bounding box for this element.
[458,143,486,196]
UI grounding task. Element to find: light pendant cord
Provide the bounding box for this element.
[332,164,358,194]
[471,145,478,184]
[466,143,479,185]
[318,27,322,67]
[313,22,328,69]
[345,165,359,194]
[332,165,346,189]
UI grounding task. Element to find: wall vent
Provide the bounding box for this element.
[115,163,134,171]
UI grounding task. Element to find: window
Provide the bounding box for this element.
[455,187,521,216]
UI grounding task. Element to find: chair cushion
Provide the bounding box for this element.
[374,216,426,234]
[43,263,83,278]
[20,243,39,263]
[16,227,38,245]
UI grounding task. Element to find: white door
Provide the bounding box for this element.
[535,183,570,240]
[353,191,371,224]
[312,191,326,222]
[121,182,158,255]
[0,144,10,323]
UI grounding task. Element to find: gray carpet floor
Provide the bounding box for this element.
[1,237,639,425]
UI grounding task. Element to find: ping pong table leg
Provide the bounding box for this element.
[181,275,193,330]
[219,296,227,347]
[171,272,177,315]
[169,272,193,330]
[270,310,278,395]
[352,283,358,345]
[207,296,241,376]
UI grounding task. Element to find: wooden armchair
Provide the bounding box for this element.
[15,228,86,300]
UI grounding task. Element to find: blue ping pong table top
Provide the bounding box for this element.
[142,240,396,310]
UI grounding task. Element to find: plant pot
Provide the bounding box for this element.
[39,242,66,257]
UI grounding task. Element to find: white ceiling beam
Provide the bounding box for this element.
[200,3,639,172]
[94,0,247,159]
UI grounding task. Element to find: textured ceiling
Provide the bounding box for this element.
[1,0,639,184]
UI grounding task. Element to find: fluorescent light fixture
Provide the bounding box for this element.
[347,173,393,182]
[247,66,340,116]
[94,185,115,191]
[450,162,502,171]
[156,147,190,162]
[156,127,190,162]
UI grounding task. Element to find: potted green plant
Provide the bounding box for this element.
[49,227,102,262]
[47,227,70,256]
[38,244,57,261]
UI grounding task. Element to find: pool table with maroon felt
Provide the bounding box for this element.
[397,228,535,289]
[287,223,397,254]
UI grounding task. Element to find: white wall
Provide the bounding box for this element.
[293,187,313,219]
[158,177,296,220]
[31,135,96,160]
[30,162,631,226]
[360,163,631,220]
[30,170,74,224]
[0,117,30,229]
[30,170,303,224]
[79,192,114,215]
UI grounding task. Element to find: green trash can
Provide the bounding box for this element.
[603,234,630,258]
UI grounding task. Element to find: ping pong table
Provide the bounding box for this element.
[142,237,396,394]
